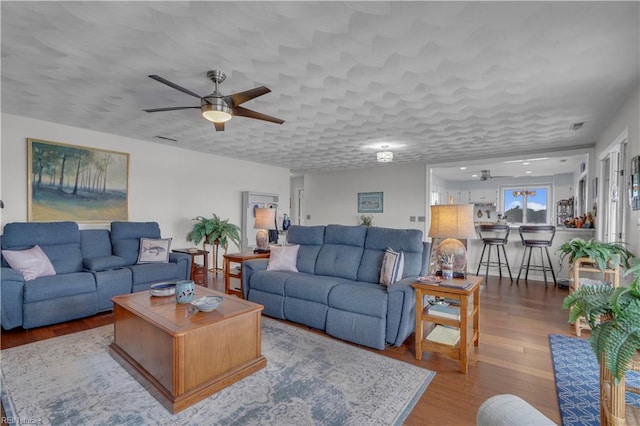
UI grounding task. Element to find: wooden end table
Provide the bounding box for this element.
[110,287,266,413]
[412,275,482,373]
[172,248,209,286]
[223,252,270,298]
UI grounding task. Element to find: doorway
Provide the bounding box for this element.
[599,130,628,243]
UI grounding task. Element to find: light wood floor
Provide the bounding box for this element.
[1,273,573,425]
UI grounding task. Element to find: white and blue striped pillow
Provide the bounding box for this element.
[379,247,405,286]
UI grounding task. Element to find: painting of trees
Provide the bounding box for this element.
[28,139,129,222]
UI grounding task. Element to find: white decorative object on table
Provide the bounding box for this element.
[190,295,224,312]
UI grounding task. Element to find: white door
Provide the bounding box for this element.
[600,135,627,243]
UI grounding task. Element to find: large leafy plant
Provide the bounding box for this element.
[562,261,640,382]
[186,214,240,251]
[557,238,635,271]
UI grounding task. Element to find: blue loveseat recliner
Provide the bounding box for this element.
[242,224,430,350]
[1,221,190,330]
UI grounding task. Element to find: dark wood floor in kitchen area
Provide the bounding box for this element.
[1,273,571,425]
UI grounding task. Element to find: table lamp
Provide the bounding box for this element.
[254,207,276,252]
[428,204,476,276]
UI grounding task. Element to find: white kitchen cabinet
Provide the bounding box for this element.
[468,189,497,204]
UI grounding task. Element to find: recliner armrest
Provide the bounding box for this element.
[242,258,269,298]
[1,267,25,329]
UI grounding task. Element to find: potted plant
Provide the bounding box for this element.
[557,237,635,271]
[186,214,241,253]
[360,215,374,227]
[562,260,640,381]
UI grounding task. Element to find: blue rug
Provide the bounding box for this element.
[549,334,640,426]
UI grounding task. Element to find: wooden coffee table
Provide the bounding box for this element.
[109,286,266,413]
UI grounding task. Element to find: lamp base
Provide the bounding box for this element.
[255,229,269,250]
[436,238,467,274]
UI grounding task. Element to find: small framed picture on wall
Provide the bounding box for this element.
[358,192,383,213]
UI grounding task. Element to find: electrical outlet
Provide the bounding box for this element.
[410,216,416,222]
[418,216,426,222]
[306,214,311,220]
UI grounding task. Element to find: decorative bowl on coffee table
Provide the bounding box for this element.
[190,296,224,312]
[149,282,176,297]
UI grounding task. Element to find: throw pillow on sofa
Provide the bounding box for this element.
[380,247,404,286]
[267,244,300,272]
[2,244,56,281]
[137,238,172,263]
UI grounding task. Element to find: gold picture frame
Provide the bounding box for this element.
[28,138,129,222]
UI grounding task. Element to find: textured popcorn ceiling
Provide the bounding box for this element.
[1,2,638,175]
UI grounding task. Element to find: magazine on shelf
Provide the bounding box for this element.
[436,280,474,290]
[416,275,442,284]
[427,304,460,320]
[426,325,460,346]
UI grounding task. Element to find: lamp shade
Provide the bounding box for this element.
[428,204,476,240]
[254,207,276,230]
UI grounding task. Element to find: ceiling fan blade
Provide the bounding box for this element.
[143,106,200,113]
[233,106,284,124]
[214,122,225,131]
[148,75,202,99]
[227,86,271,106]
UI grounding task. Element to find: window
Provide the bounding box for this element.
[502,186,550,224]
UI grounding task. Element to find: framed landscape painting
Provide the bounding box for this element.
[28,138,129,222]
[358,192,383,213]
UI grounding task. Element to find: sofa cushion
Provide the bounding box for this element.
[315,225,366,280]
[128,262,180,285]
[285,274,347,304]
[1,222,83,274]
[250,270,292,296]
[23,272,96,303]
[267,244,299,272]
[84,255,127,272]
[379,248,405,286]
[328,282,388,318]
[359,227,424,282]
[287,225,325,274]
[137,238,171,263]
[80,229,113,258]
[111,222,161,265]
[2,245,56,281]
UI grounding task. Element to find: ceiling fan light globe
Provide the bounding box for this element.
[201,103,232,123]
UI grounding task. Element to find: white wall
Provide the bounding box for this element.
[302,162,428,235]
[1,114,290,264]
[594,85,640,256]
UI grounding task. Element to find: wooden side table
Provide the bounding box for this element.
[412,275,482,373]
[172,249,209,286]
[223,252,270,298]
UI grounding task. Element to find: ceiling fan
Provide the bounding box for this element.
[143,70,284,131]
[479,170,510,181]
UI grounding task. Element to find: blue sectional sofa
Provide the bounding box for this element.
[242,224,430,350]
[1,221,190,330]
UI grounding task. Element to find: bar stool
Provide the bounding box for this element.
[516,225,557,287]
[475,224,513,282]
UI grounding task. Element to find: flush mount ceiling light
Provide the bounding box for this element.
[376,146,393,162]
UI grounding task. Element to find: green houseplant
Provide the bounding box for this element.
[562,260,640,382]
[359,215,374,227]
[557,237,635,271]
[186,214,241,252]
